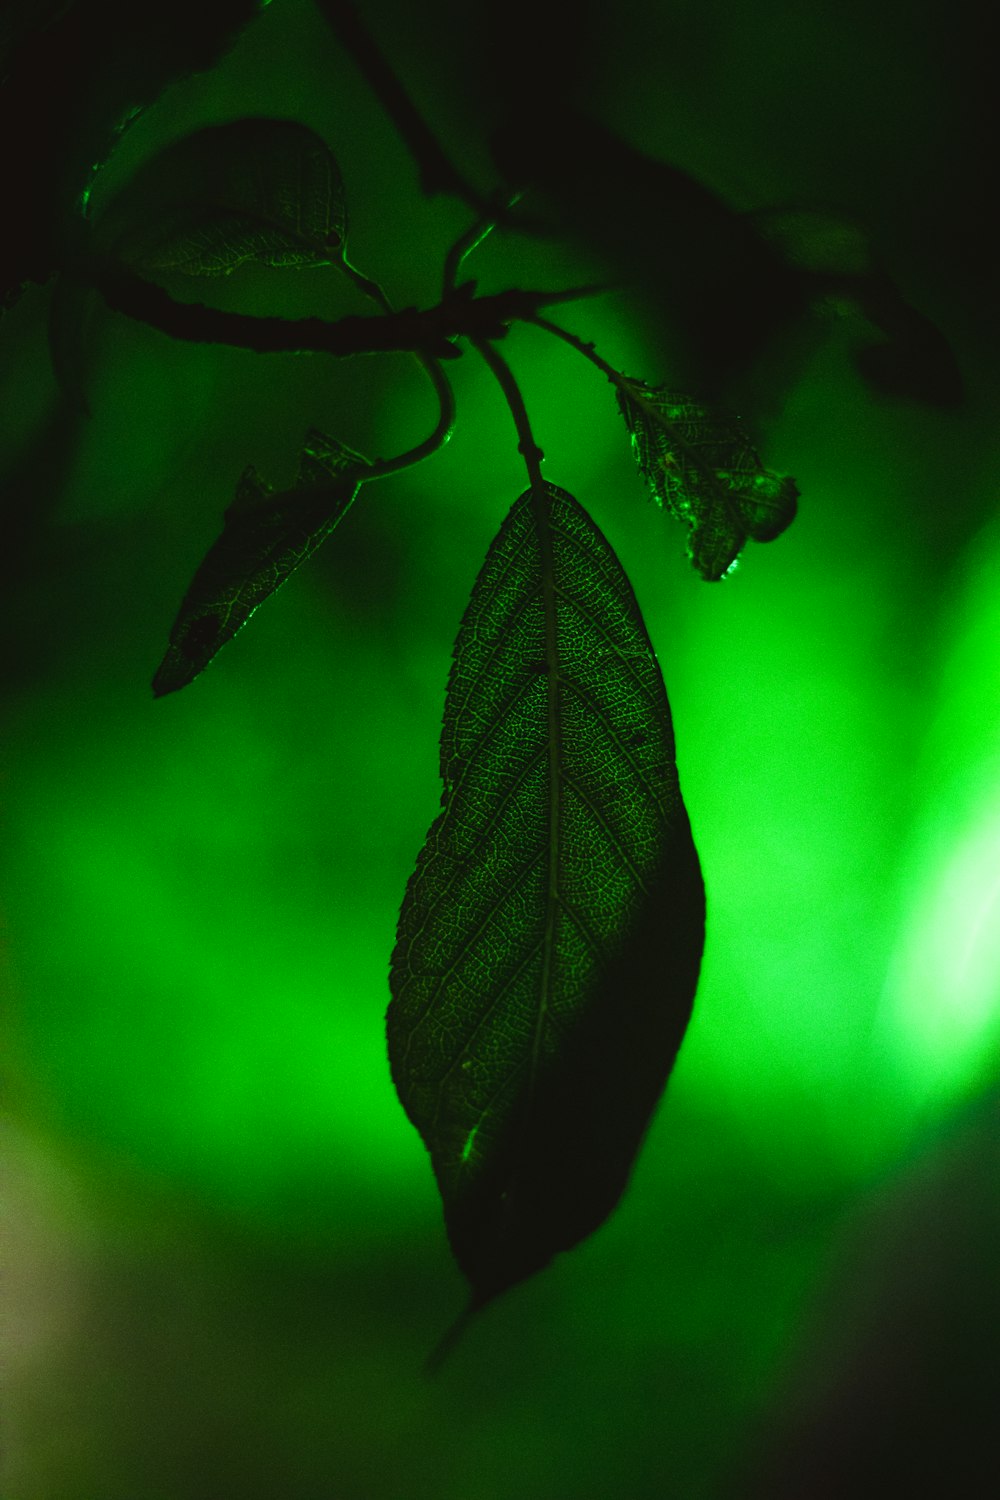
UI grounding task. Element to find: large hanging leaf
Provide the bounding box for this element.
[617,383,799,580]
[388,481,704,1310]
[152,430,369,697]
[96,117,348,277]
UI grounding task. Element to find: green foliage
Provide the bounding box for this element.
[152,431,369,697]
[388,481,703,1307]
[3,0,962,1352]
[616,382,799,580]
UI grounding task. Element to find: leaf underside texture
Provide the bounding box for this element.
[152,430,368,696]
[388,482,704,1306]
[97,117,348,276]
[617,385,798,580]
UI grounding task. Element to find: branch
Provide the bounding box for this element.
[315,0,488,211]
[471,337,545,489]
[86,260,607,357]
[333,253,456,477]
[531,313,682,433]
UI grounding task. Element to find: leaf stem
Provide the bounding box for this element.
[531,311,714,456]
[333,254,455,478]
[470,336,545,490]
[367,353,456,478]
[529,311,635,393]
[336,252,391,309]
[441,193,521,297]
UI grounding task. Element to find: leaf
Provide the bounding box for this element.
[850,279,965,408]
[152,430,369,697]
[616,384,799,580]
[388,482,704,1309]
[97,118,348,277]
[1,1,266,302]
[750,205,875,277]
[751,206,964,408]
[491,109,806,392]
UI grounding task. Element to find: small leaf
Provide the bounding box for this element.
[388,482,704,1309]
[97,118,348,277]
[152,430,369,697]
[617,384,798,580]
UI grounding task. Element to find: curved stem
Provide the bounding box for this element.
[337,253,392,310]
[335,254,456,480]
[442,192,522,297]
[530,312,691,444]
[470,337,545,491]
[529,312,630,387]
[366,352,455,478]
[443,216,495,297]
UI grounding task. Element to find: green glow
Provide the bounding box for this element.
[884,798,1000,1089]
[2,4,995,1494]
[459,1124,480,1166]
[878,518,1000,1107]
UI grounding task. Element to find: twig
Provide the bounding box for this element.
[530,311,696,442]
[441,193,521,297]
[528,313,633,391]
[335,254,456,477]
[471,336,545,489]
[88,259,606,357]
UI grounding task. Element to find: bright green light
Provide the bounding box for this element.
[878,519,1000,1107]
[882,792,1000,1098]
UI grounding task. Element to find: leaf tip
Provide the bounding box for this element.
[150,655,190,698]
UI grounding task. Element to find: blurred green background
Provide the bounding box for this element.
[2,1,998,1496]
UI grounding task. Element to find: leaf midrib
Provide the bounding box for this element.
[530,482,562,1090]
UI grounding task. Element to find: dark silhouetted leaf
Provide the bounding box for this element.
[152,430,369,696]
[490,108,807,395]
[98,118,348,277]
[1,1,266,303]
[388,481,704,1309]
[752,206,964,408]
[617,384,798,580]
